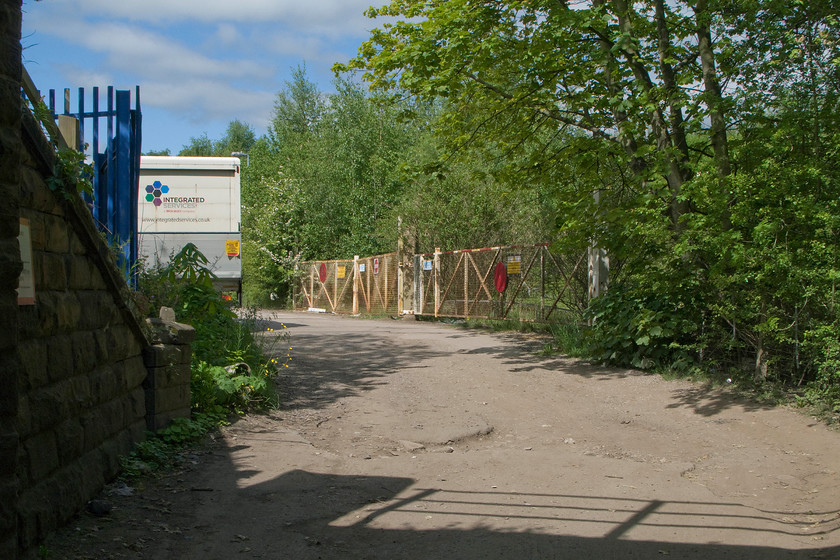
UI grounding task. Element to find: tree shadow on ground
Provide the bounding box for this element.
[258,316,448,412]
[664,383,796,417]
[445,332,783,416]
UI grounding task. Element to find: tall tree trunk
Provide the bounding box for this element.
[612,0,690,228]
[695,0,731,178]
[654,0,690,166]
[591,0,640,166]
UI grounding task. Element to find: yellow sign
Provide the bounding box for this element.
[507,254,521,274]
[337,266,346,279]
[226,240,240,257]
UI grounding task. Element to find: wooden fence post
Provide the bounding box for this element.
[540,248,545,321]
[397,217,404,315]
[463,252,469,318]
[434,247,441,318]
[310,265,314,308]
[414,254,421,315]
[334,262,339,313]
[353,255,359,315]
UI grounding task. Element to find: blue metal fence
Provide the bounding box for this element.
[48,86,142,285]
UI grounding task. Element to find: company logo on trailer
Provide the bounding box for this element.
[144,181,205,209]
[145,181,169,206]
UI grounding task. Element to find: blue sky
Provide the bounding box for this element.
[22,0,389,154]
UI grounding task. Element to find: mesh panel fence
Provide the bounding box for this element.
[294,259,355,313]
[415,244,587,322]
[295,253,402,316]
[296,244,587,322]
[357,253,400,315]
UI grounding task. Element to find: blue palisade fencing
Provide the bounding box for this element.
[49,86,142,286]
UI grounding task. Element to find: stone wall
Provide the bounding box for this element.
[14,110,151,552]
[144,317,195,431]
[0,3,193,556]
[0,1,25,558]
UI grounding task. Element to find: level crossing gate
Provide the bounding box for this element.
[296,243,588,322]
[295,252,402,316]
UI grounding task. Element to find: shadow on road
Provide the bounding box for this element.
[256,317,448,412]
[452,335,782,417]
[176,454,840,559]
[159,313,840,559]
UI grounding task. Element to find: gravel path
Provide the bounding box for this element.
[38,311,840,559]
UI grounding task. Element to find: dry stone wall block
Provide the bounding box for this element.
[17,339,48,392]
[44,213,70,254]
[22,430,58,483]
[46,334,74,383]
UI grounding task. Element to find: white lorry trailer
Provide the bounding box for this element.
[137,156,242,300]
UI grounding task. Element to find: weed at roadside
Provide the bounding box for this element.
[120,411,227,481]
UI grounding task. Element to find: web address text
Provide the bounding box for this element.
[142,217,212,223]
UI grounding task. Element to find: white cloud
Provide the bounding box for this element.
[143,78,275,128]
[41,0,388,35]
[34,19,266,82]
[20,0,396,150]
[58,66,114,90]
[214,23,241,47]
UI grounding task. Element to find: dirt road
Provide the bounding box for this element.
[41,311,840,559]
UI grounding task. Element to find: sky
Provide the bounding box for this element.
[21,0,390,154]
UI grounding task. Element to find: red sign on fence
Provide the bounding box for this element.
[494,262,507,293]
[318,262,327,283]
[373,258,380,275]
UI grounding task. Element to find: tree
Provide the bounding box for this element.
[341,1,730,231]
[341,0,840,388]
[215,120,256,156]
[269,64,325,152]
[178,132,215,156]
[178,121,256,157]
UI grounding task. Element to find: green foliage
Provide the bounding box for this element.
[585,287,698,371]
[241,69,420,302]
[191,360,275,412]
[147,242,234,322]
[119,412,226,480]
[178,120,256,157]
[29,98,94,198]
[137,245,287,414]
[545,322,588,358]
[178,132,214,156]
[238,66,563,304]
[215,119,257,156]
[392,134,557,253]
[333,0,840,412]
[800,324,840,413]
[49,146,94,198]
[190,320,291,412]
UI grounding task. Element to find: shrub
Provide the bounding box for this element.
[584,286,698,371]
[137,243,290,413]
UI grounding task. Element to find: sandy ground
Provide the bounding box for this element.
[36,311,840,559]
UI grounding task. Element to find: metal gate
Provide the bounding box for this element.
[296,244,587,322]
[415,244,586,322]
[295,253,403,316]
[356,253,400,315]
[296,259,356,313]
[47,85,142,284]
